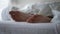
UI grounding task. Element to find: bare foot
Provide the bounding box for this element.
[26,15,51,23]
[9,11,31,22]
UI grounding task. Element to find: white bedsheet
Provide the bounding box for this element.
[0,21,57,34]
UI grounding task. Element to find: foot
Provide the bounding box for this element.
[9,11,30,22]
[27,15,51,23]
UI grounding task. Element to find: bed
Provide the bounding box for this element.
[1,1,60,34]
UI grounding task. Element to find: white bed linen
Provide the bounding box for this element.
[0,21,57,34]
[0,2,59,34]
[56,23,60,34]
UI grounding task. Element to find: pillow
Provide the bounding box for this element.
[49,2,60,11]
[51,10,60,23]
[21,3,52,16]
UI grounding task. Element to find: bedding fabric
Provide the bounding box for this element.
[21,3,52,16]
[49,2,60,23]
[56,23,60,34]
[49,2,60,11]
[51,10,60,23]
[0,21,57,34]
[1,5,12,21]
[1,1,60,34]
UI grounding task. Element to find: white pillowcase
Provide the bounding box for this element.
[21,3,52,16]
[51,10,60,23]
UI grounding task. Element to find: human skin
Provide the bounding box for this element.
[9,11,31,22]
[26,15,52,23]
[9,11,52,23]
